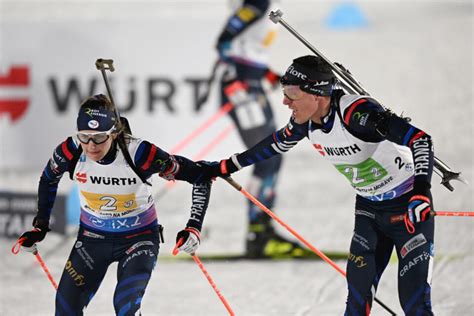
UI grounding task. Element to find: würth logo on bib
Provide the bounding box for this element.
[0,65,30,123]
[90,176,137,186]
[324,144,362,156]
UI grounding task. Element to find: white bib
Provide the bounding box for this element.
[73,138,157,232]
[308,95,415,201]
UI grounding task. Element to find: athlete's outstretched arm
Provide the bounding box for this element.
[135,140,212,184]
[204,117,308,179]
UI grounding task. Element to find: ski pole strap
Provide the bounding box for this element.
[172,238,184,256]
[404,213,415,234]
[196,59,221,108]
[11,237,26,254]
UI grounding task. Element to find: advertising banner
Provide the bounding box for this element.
[0,2,245,171]
[0,191,66,237]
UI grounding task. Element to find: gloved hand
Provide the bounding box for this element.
[175,227,201,255]
[196,155,240,181]
[216,41,232,62]
[19,217,50,248]
[404,184,432,233]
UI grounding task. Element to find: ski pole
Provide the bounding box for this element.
[12,237,58,290]
[432,211,474,217]
[223,177,397,316]
[170,102,234,155]
[268,9,465,192]
[269,9,367,95]
[196,59,221,109]
[95,59,123,129]
[173,239,235,316]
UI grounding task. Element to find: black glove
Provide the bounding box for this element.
[404,183,432,233]
[19,217,50,248]
[196,155,240,181]
[175,227,201,255]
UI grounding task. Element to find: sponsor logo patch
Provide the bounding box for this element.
[88,120,99,129]
[313,143,325,156]
[126,241,155,255]
[400,233,427,258]
[355,209,375,219]
[399,251,430,277]
[348,253,367,268]
[65,260,86,286]
[76,172,87,183]
[390,214,404,224]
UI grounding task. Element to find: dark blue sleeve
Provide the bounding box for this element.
[342,98,434,186]
[134,141,173,178]
[134,141,212,231]
[186,181,212,231]
[236,117,307,167]
[134,141,211,184]
[37,137,80,221]
[217,0,270,44]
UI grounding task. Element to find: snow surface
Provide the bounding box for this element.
[1,1,472,315]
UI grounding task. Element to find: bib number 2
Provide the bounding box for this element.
[336,158,388,187]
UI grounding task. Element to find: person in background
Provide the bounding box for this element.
[18,94,212,315]
[216,0,310,259]
[204,55,435,315]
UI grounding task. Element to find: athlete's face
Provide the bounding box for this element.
[78,130,115,162]
[282,85,324,124]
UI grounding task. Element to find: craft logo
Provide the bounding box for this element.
[0,66,30,122]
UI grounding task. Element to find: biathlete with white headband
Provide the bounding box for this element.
[18,94,212,315]
[202,55,436,315]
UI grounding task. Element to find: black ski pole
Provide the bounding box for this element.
[196,59,221,110]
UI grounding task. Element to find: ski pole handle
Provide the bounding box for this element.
[95,59,115,72]
[269,9,368,95]
[95,58,121,129]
